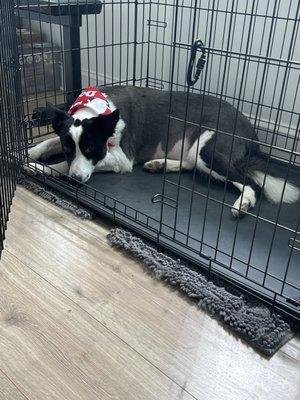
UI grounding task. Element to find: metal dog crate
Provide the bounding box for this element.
[0,1,299,319]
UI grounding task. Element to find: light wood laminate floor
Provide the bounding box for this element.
[0,187,299,400]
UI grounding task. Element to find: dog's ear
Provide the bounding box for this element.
[91,109,120,139]
[47,102,71,135]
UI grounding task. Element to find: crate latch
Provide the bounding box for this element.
[152,194,177,209]
[186,38,206,86]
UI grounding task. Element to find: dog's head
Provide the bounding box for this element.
[49,105,119,182]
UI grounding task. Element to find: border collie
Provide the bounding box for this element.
[27,85,300,217]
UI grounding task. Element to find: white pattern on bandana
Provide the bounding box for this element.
[69,86,113,116]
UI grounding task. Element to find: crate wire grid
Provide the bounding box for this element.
[0,1,26,255]
[13,0,300,318]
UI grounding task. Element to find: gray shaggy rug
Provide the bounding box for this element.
[107,227,297,356]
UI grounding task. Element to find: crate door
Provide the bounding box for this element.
[0,0,26,257]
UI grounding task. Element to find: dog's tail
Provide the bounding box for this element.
[239,153,300,204]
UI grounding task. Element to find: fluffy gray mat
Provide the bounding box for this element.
[107,227,297,356]
[18,175,94,220]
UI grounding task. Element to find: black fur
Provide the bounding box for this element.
[50,105,119,167]
[102,86,266,196]
[78,110,119,165]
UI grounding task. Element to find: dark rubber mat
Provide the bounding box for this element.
[85,163,300,300]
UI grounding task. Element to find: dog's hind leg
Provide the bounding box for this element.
[143,159,192,173]
[190,137,257,218]
[28,137,62,161]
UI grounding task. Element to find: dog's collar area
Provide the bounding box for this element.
[68,86,113,117]
[107,136,117,150]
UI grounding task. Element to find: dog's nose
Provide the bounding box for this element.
[70,173,83,182]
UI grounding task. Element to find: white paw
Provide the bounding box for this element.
[231,199,251,218]
[113,164,121,173]
[23,162,51,176]
[143,159,165,173]
[28,145,43,161]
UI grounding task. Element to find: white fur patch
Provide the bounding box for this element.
[231,182,257,216]
[103,96,131,170]
[69,123,95,182]
[153,139,191,160]
[107,146,133,173]
[251,171,300,204]
[144,159,192,172]
[104,96,126,144]
[114,118,126,142]
[28,137,61,160]
[187,130,225,180]
[69,124,83,142]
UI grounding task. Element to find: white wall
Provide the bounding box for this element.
[21,0,300,162]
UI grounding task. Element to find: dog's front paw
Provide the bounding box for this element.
[143,159,165,173]
[28,145,42,161]
[23,162,52,176]
[113,165,121,173]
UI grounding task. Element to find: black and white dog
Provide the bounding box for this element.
[27,85,299,217]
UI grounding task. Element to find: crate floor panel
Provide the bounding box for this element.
[40,160,300,302]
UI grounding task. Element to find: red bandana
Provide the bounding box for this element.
[68,86,113,116]
[69,86,117,150]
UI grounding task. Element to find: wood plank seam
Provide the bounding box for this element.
[0,368,30,400]
[4,248,199,400]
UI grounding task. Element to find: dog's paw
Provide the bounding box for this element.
[112,164,121,173]
[27,145,42,161]
[231,199,251,218]
[143,159,165,173]
[23,162,51,176]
